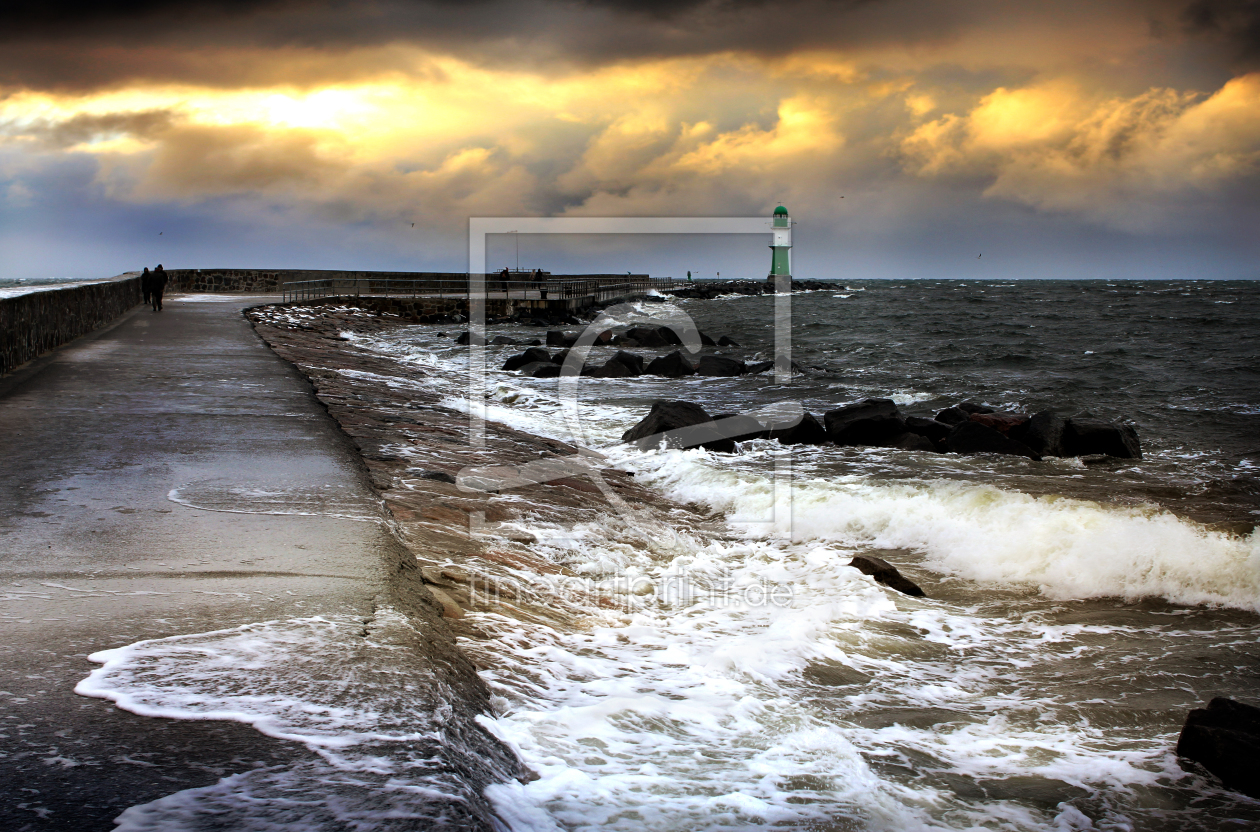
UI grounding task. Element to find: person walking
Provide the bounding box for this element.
[152,264,168,311]
[140,267,153,307]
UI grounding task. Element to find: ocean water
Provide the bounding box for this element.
[83,280,1260,829]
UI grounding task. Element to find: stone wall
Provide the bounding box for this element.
[0,274,141,376]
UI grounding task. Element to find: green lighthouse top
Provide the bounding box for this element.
[773,205,789,216]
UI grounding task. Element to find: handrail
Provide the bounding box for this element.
[281,276,681,304]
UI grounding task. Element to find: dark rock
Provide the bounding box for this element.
[621,400,734,452]
[957,402,996,415]
[1177,697,1260,798]
[586,358,636,378]
[622,326,671,348]
[1019,410,1066,457]
[849,555,925,597]
[824,399,906,446]
[551,349,570,364]
[746,361,775,374]
[612,350,645,376]
[454,331,487,346]
[490,335,520,346]
[696,355,746,376]
[1062,416,1142,459]
[520,361,561,378]
[417,470,457,484]
[593,330,614,345]
[888,432,938,452]
[905,416,952,446]
[502,347,553,372]
[645,350,696,378]
[767,411,828,445]
[969,412,1029,435]
[935,406,970,426]
[710,414,768,442]
[657,326,683,346]
[699,331,717,347]
[717,335,740,347]
[946,421,1040,459]
[526,339,543,346]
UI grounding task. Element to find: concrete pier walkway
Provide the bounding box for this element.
[0,296,412,830]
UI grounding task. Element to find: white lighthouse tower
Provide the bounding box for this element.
[768,205,792,286]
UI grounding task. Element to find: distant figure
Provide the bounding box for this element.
[140,267,152,306]
[687,270,692,282]
[152,264,167,311]
[501,267,510,294]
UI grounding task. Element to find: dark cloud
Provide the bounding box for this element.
[1181,0,1260,67]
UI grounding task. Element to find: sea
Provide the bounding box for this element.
[88,279,1260,830]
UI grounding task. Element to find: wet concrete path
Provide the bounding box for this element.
[0,295,407,830]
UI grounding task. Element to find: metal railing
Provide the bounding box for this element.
[281,276,680,304]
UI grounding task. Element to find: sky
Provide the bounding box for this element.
[1,0,1258,281]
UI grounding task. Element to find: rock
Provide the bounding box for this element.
[621,400,734,453]
[946,421,1040,459]
[767,411,828,445]
[520,361,562,378]
[490,335,520,346]
[545,330,569,347]
[717,335,740,347]
[1177,697,1260,798]
[969,412,1029,435]
[551,349,570,364]
[935,406,970,427]
[1017,410,1066,457]
[746,361,775,374]
[696,355,746,376]
[612,350,646,376]
[586,358,636,378]
[417,470,457,484]
[622,326,672,348]
[454,331,487,346]
[645,350,696,378]
[824,398,906,446]
[1062,416,1142,459]
[699,331,717,347]
[502,347,553,372]
[657,326,683,346]
[905,415,952,446]
[849,555,925,597]
[888,432,938,452]
[710,414,768,442]
[957,402,996,415]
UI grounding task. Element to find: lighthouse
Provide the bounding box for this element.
[768,205,792,284]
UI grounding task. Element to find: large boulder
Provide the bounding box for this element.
[586,357,636,378]
[969,412,1029,435]
[746,360,775,374]
[1062,416,1142,459]
[710,414,768,442]
[490,335,520,345]
[546,330,570,347]
[717,335,740,347]
[502,347,553,371]
[612,350,646,376]
[767,411,828,445]
[696,355,746,376]
[824,399,906,446]
[946,421,1040,460]
[905,415,952,446]
[622,326,672,348]
[454,331,487,346]
[645,350,696,378]
[935,406,970,427]
[1177,697,1260,798]
[621,400,734,453]
[887,432,938,452]
[1017,410,1066,457]
[958,402,996,415]
[519,361,561,378]
[849,555,925,597]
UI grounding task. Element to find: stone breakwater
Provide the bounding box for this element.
[0,273,141,375]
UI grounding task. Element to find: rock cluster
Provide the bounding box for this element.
[671,279,833,299]
[622,397,1142,460]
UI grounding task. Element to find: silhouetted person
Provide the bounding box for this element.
[500,267,510,294]
[152,264,167,311]
[140,267,153,306]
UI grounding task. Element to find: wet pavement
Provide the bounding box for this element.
[0,295,409,830]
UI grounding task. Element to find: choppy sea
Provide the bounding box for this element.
[85,280,1260,830]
